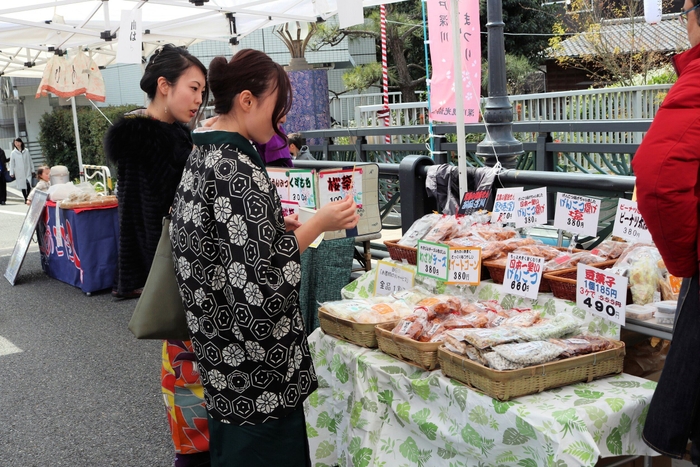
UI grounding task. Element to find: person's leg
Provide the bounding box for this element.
[161,340,210,467]
[0,177,6,204]
[22,181,30,202]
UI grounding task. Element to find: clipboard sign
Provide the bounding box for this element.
[4,191,49,285]
[266,167,290,201]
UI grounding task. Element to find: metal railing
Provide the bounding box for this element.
[329,91,403,127]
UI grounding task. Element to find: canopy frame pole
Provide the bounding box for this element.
[70,96,84,181]
[450,0,467,197]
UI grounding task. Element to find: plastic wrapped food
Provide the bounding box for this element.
[471,225,519,242]
[590,240,630,260]
[465,345,488,365]
[512,244,563,261]
[391,287,433,305]
[518,314,580,341]
[482,351,525,370]
[444,334,469,354]
[392,311,429,340]
[353,301,413,324]
[322,300,373,320]
[613,246,663,305]
[543,251,606,271]
[492,341,564,365]
[501,310,540,327]
[422,215,460,242]
[446,327,523,350]
[398,213,441,247]
[549,335,615,357]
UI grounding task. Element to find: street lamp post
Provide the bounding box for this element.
[476,0,523,168]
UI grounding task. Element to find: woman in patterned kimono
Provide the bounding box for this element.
[170,49,359,467]
[104,44,210,467]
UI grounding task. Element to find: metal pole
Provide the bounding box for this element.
[475,0,523,168]
[12,104,19,138]
[450,0,468,197]
[71,96,84,180]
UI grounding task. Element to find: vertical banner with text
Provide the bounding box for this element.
[427,0,481,123]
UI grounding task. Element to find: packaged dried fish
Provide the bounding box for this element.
[492,341,564,365]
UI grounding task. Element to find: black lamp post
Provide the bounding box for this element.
[475,0,523,168]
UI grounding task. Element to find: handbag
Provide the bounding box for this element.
[3,171,13,183]
[128,217,190,340]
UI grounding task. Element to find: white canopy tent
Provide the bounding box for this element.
[0,0,402,78]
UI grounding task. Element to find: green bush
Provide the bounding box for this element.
[39,104,138,180]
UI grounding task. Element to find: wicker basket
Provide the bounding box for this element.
[483,247,584,293]
[318,307,396,348]
[384,239,417,265]
[544,259,632,303]
[375,322,442,371]
[438,341,625,401]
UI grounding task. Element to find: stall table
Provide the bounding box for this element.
[305,329,658,467]
[37,200,119,294]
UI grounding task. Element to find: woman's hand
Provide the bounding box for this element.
[284,213,301,232]
[314,195,360,232]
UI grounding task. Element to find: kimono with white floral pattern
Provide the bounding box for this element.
[170,130,317,426]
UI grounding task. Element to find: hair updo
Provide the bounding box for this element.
[208,49,292,142]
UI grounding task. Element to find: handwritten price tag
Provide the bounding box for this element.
[502,253,543,299]
[318,168,363,208]
[491,187,523,224]
[515,187,547,228]
[612,198,652,243]
[576,264,627,326]
[267,168,290,201]
[374,260,416,296]
[447,247,481,285]
[287,169,316,209]
[416,240,449,281]
[553,193,601,237]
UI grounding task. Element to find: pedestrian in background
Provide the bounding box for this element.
[0,147,7,205]
[288,133,315,161]
[9,138,33,202]
[170,49,359,467]
[104,44,211,467]
[633,0,700,460]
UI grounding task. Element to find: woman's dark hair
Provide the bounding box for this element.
[140,44,209,123]
[208,49,292,143]
[14,138,24,151]
[36,166,49,180]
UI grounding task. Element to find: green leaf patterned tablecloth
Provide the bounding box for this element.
[304,330,658,467]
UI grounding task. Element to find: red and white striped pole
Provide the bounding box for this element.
[380,4,390,160]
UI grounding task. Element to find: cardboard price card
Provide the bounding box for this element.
[612,198,652,243]
[267,167,290,201]
[447,247,481,285]
[576,264,628,326]
[553,193,601,237]
[281,200,298,217]
[491,187,523,224]
[318,168,363,208]
[287,169,317,209]
[457,189,490,216]
[374,260,416,296]
[515,187,547,228]
[502,253,544,300]
[416,240,449,281]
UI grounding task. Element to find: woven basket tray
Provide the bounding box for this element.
[544,259,632,303]
[318,307,395,348]
[483,247,584,293]
[375,322,441,371]
[438,341,625,401]
[384,239,417,265]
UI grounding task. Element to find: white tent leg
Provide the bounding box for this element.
[450,0,467,197]
[12,103,18,138]
[71,96,84,181]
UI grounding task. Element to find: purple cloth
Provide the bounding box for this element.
[253,132,292,168]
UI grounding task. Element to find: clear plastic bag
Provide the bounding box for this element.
[422,215,460,242]
[549,335,615,358]
[483,351,524,370]
[518,314,580,341]
[613,245,663,305]
[492,341,564,365]
[398,213,442,247]
[446,327,523,350]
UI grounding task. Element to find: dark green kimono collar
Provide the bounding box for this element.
[192,130,265,170]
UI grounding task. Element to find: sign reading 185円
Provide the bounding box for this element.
[553,193,601,237]
[502,253,544,300]
[612,198,652,243]
[374,260,416,296]
[416,240,449,281]
[447,247,481,285]
[576,263,627,326]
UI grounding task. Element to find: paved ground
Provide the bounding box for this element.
[0,188,174,466]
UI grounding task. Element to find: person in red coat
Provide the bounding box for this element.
[633,0,700,461]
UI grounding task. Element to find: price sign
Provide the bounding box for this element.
[457,189,490,216]
[287,169,317,209]
[502,253,543,299]
[491,187,523,224]
[612,198,652,243]
[267,168,290,201]
[281,200,298,217]
[318,168,363,208]
[447,247,481,285]
[515,187,547,228]
[374,260,416,296]
[553,193,601,237]
[576,264,627,326]
[416,240,449,281]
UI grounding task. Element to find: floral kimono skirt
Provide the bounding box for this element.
[161,340,210,455]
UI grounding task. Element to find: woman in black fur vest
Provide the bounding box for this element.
[104,44,210,467]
